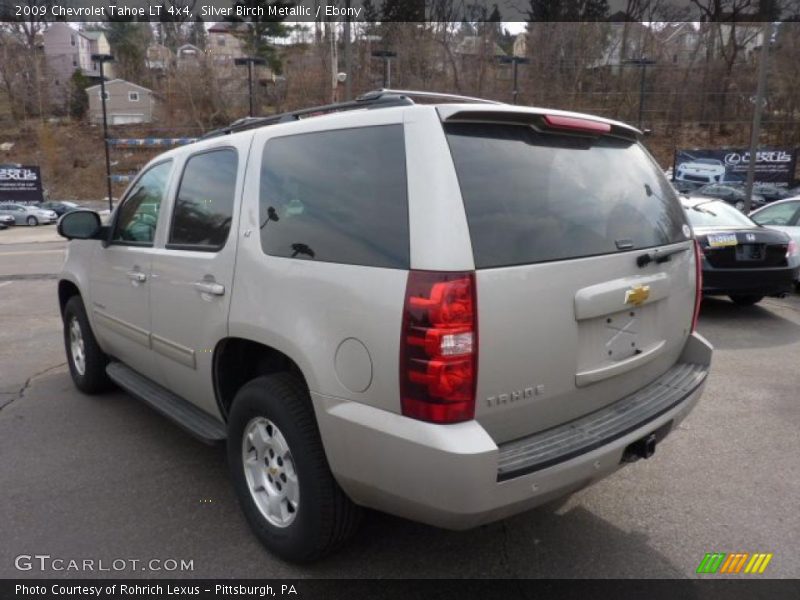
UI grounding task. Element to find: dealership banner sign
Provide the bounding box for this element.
[0,165,44,202]
[674,148,797,185]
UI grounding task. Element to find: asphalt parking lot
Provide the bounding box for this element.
[1,232,799,579]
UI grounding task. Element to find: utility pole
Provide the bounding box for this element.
[498,55,530,104]
[91,53,114,212]
[743,21,774,214]
[624,57,656,130]
[343,0,352,101]
[235,56,267,117]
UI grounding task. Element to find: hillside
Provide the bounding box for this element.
[0,117,791,202]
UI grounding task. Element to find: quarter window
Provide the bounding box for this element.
[168,149,238,250]
[258,125,409,269]
[112,161,172,245]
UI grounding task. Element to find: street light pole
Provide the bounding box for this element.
[344,0,352,100]
[235,57,267,117]
[624,57,656,130]
[91,53,114,212]
[371,50,397,88]
[743,21,774,214]
[498,55,530,104]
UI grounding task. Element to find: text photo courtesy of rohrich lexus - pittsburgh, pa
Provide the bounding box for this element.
[1,1,800,598]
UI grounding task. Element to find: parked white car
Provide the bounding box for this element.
[0,203,58,226]
[675,158,726,183]
[750,197,800,281]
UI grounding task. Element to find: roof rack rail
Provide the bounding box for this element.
[199,89,502,140]
[366,89,504,105]
[200,91,414,140]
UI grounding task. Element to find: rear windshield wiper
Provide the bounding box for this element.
[636,245,689,268]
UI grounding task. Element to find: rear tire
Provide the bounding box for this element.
[26,216,38,226]
[63,296,113,393]
[228,373,361,562]
[729,294,764,306]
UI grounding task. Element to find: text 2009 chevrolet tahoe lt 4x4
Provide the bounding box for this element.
[57,90,712,562]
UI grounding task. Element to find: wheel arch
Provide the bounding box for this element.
[213,337,312,422]
[58,279,82,317]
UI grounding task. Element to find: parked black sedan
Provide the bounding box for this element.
[683,197,799,305]
[689,183,766,211]
[37,201,80,217]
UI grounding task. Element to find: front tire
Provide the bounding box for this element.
[729,294,764,306]
[228,373,361,562]
[63,296,112,393]
[26,216,38,226]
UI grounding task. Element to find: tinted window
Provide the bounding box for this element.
[683,200,755,228]
[169,149,238,250]
[112,161,172,244]
[259,125,408,269]
[445,123,687,268]
[751,201,800,226]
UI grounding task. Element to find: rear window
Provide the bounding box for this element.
[444,123,688,269]
[683,200,755,229]
[259,125,408,269]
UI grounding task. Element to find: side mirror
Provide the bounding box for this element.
[57,210,104,240]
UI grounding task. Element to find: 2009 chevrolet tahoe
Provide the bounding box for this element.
[57,90,712,562]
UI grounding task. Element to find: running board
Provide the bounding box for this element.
[106,362,227,444]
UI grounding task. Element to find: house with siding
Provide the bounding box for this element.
[207,22,248,70]
[86,79,157,125]
[42,23,115,87]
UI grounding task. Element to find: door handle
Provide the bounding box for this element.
[126,270,147,283]
[193,281,225,296]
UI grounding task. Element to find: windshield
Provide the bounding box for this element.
[683,200,755,228]
[444,122,688,269]
[695,158,721,165]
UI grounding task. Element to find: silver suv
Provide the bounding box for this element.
[56,90,712,562]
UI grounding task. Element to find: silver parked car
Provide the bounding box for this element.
[0,203,58,226]
[56,90,712,562]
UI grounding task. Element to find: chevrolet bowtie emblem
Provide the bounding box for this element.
[625,285,651,306]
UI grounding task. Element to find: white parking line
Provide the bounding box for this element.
[0,281,12,288]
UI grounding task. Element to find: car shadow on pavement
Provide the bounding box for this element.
[0,371,693,580]
[307,501,687,579]
[697,296,800,350]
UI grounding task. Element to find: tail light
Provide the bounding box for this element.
[786,240,798,258]
[692,240,703,332]
[400,271,477,424]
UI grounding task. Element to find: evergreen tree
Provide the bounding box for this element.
[68,69,90,119]
[229,1,293,73]
[102,22,153,82]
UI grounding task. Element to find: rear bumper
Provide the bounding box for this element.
[314,333,712,530]
[703,265,798,296]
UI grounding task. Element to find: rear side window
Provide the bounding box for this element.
[684,200,755,229]
[259,125,408,269]
[168,149,238,250]
[445,123,688,269]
